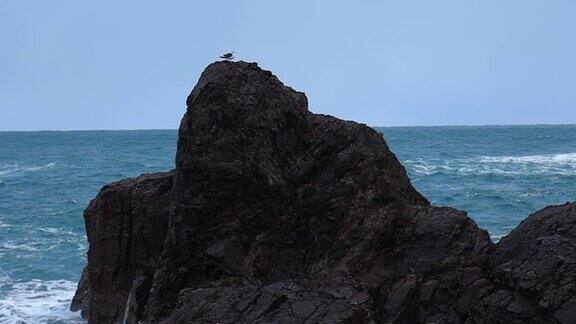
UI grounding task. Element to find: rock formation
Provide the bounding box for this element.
[73,61,576,323]
[71,172,173,322]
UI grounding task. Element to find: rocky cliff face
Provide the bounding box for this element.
[73,61,576,323]
[72,172,174,322]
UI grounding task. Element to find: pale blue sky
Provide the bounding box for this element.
[1,1,575,131]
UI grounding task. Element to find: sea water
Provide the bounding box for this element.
[0,125,574,322]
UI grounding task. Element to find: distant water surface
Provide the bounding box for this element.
[0,130,175,323]
[0,125,574,322]
[380,125,576,241]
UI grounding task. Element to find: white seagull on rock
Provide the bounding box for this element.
[220,51,235,60]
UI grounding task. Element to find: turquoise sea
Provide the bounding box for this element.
[0,126,575,322]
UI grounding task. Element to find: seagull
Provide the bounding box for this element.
[220,51,235,60]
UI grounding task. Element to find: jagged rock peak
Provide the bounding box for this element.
[185,61,307,111]
[177,61,310,171]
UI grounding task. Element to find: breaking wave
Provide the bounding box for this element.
[0,279,84,323]
[406,152,576,176]
[0,163,56,177]
[477,152,576,165]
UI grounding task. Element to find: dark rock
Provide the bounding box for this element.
[144,60,431,321]
[479,202,576,323]
[72,172,173,322]
[70,266,89,315]
[73,61,576,323]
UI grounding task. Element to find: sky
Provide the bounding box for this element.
[1,1,575,131]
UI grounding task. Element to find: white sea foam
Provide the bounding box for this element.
[25,163,56,172]
[38,227,60,234]
[0,243,38,252]
[477,152,576,165]
[0,163,56,177]
[405,152,576,176]
[0,279,84,323]
[0,163,18,176]
[0,220,9,228]
[489,233,508,242]
[0,275,10,289]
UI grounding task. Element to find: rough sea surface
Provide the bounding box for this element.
[0,125,574,322]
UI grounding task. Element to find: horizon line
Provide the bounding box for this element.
[1,123,576,132]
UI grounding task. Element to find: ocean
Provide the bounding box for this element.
[0,125,575,322]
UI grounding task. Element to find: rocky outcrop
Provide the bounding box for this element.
[72,61,576,323]
[480,202,576,322]
[73,172,174,322]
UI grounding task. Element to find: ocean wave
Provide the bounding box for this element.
[0,163,56,177]
[477,152,576,165]
[26,163,56,171]
[405,152,576,176]
[0,243,38,252]
[0,220,9,228]
[489,232,507,242]
[0,275,9,289]
[38,227,60,235]
[0,279,83,323]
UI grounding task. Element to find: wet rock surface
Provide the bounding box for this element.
[73,61,576,323]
